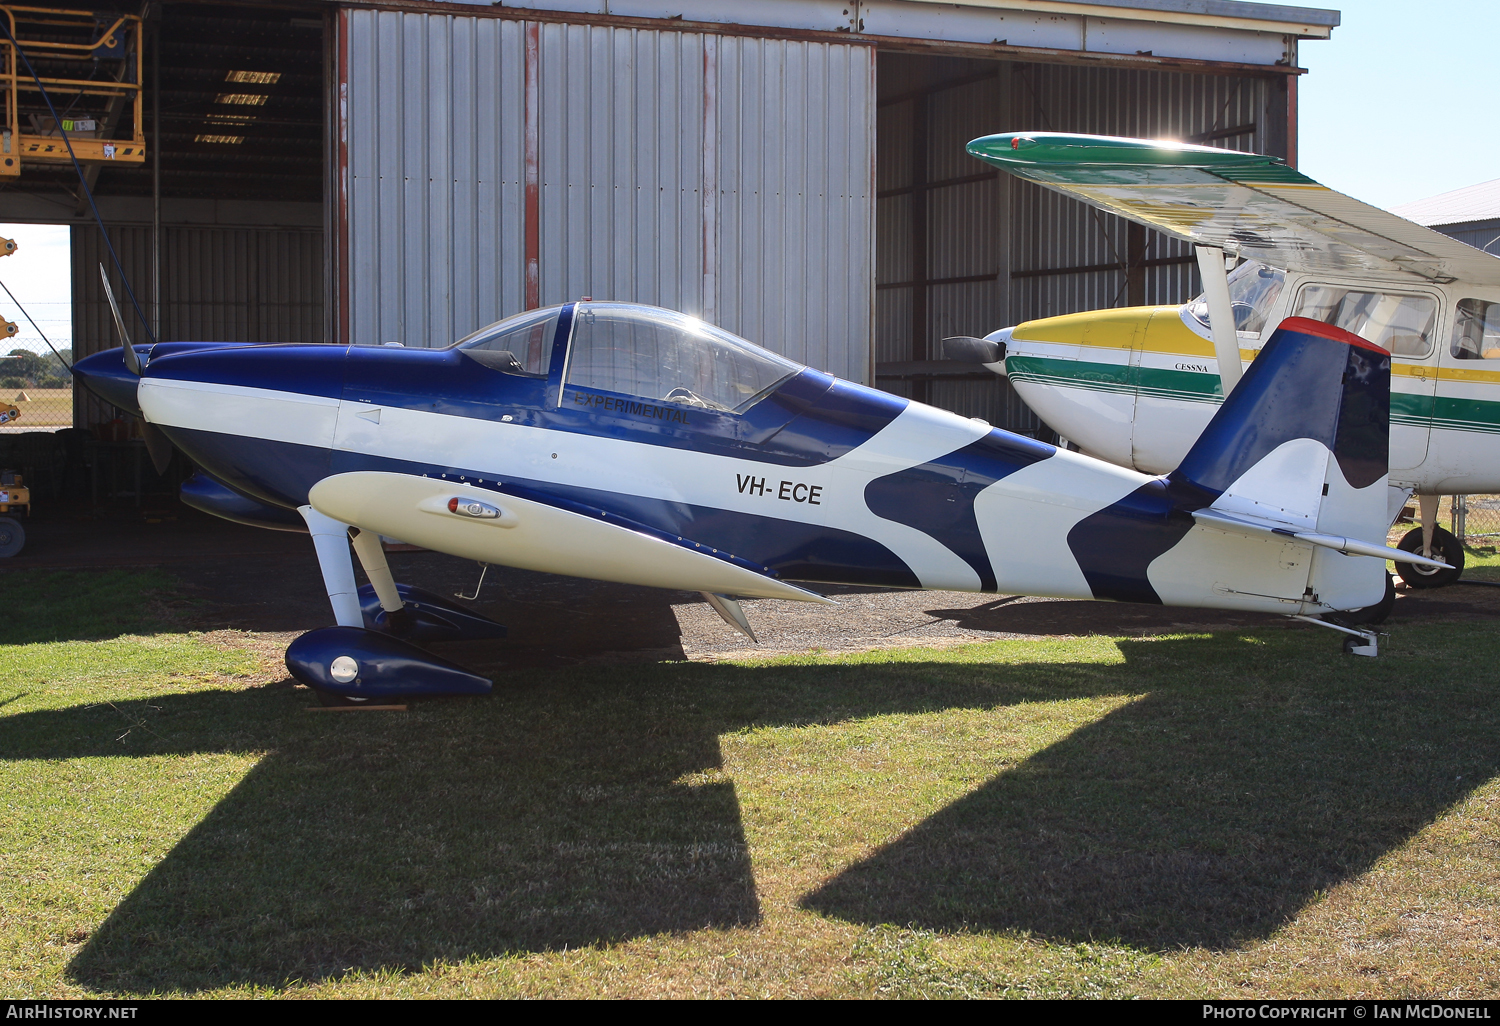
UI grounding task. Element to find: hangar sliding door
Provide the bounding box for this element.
[336,9,874,383]
[874,52,1287,432]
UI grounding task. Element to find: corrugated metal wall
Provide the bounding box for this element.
[535,22,704,315]
[1007,62,1276,322]
[342,10,873,382]
[1434,219,1500,256]
[73,225,324,426]
[875,54,1285,434]
[344,11,527,349]
[713,35,874,381]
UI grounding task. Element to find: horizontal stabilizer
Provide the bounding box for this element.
[1192,508,1451,569]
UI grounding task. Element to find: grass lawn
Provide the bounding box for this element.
[4,389,73,427]
[1,569,1498,998]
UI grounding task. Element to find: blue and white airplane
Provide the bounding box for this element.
[75,295,1445,704]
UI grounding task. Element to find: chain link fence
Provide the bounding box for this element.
[1448,495,1500,553]
[1390,494,1500,554]
[1,348,73,432]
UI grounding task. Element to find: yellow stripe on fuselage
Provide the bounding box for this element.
[1014,306,1249,361]
[1016,304,1500,385]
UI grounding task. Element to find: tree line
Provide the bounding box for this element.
[1,348,73,390]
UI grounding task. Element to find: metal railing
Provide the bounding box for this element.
[0,4,146,177]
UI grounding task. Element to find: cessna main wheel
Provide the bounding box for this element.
[1394,526,1464,590]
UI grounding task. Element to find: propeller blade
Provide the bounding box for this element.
[98,263,141,376]
[141,421,173,475]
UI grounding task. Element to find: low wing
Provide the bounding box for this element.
[967,133,1500,287]
[309,470,836,604]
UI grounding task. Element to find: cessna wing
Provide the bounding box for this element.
[966,133,1500,287]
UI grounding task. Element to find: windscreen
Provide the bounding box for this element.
[1186,261,1286,336]
[564,303,802,413]
[453,307,561,376]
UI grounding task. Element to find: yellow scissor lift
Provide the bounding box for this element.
[0,5,146,177]
[0,233,23,556]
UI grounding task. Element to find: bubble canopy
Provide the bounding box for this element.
[453,302,805,413]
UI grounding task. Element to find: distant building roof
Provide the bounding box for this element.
[1393,179,1500,228]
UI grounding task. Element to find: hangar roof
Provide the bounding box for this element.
[900,0,1340,37]
[1393,180,1500,229]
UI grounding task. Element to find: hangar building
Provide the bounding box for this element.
[0,0,1340,449]
[1394,179,1500,259]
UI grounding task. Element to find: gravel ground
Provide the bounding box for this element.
[6,506,1497,669]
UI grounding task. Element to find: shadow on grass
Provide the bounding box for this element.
[924,596,1280,636]
[0,569,181,644]
[9,679,759,993]
[1,627,1494,990]
[803,632,1500,950]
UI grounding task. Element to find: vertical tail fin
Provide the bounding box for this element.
[1170,317,1394,610]
[1066,317,1400,610]
[1170,316,1389,525]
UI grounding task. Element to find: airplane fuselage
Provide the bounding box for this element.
[78,302,1388,618]
[998,268,1500,496]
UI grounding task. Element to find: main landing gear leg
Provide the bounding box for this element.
[299,505,362,627]
[285,506,492,705]
[1420,492,1439,557]
[350,527,410,633]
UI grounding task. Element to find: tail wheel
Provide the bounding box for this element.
[1334,572,1395,625]
[1394,526,1464,590]
[0,516,24,558]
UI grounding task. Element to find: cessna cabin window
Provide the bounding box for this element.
[563,303,802,413]
[452,307,559,376]
[1290,286,1437,358]
[1451,299,1500,360]
[1187,262,1286,336]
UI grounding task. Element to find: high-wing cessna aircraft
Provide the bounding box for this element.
[75,292,1444,703]
[953,133,1500,592]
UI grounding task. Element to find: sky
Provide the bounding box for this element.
[0,222,71,360]
[1298,0,1500,209]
